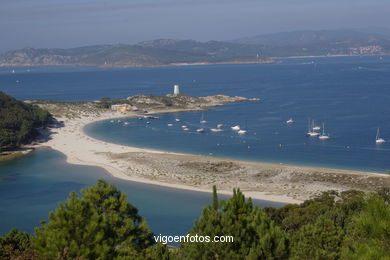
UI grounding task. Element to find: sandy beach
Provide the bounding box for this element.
[33,101,390,205]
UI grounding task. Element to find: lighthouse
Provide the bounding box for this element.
[173,84,180,95]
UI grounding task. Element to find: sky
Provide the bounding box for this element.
[1,0,390,53]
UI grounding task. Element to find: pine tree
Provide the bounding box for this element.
[177,188,288,259]
[341,194,390,260]
[33,179,158,259]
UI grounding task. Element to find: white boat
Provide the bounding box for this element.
[124,122,129,125]
[167,123,173,127]
[11,69,15,74]
[146,121,150,124]
[196,128,205,133]
[237,129,247,135]
[211,123,223,132]
[312,120,321,131]
[319,123,330,140]
[231,125,240,131]
[306,119,320,137]
[181,125,187,129]
[110,120,114,123]
[286,118,294,124]
[376,128,385,143]
[200,113,207,124]
[183,127,189,131]
[175,118,181,122]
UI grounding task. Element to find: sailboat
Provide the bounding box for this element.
[231,125,240,131]
[211,124,223,132]
[306,119,319,137]
[200,113,207,124]
[319,123,330,140]
[238,120,248,135]
[376,128,385,143]
[312,120,321,131]
[286,118,294,124]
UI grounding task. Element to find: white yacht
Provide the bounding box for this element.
[211,124,223,132]
[200,113,207,124]
[286,118,294,124]
[306,119,320,137]
[183,127,189,131]
[167,123,173,127]
[175,118,181,122]
[181,125,187,129]
[231,125,240,131]
[376,128,385,143]
[196,128,205,133]
[319,123,330,140]
[237,129,247,135]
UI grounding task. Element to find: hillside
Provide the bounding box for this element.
[1,29,390,67]
[0,92,51,151]
[233,29,390,57]
[0,41,268,68]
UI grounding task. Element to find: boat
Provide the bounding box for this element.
[312,120,321,131]
[146,121,150,124]
[181,125,188,128]
[124,122,129,125]
[237,129,247,135]
[11,69,15,74]
[319,123,330,140]
[183,127,189,131]
[231,125,240,131]
[200,113,207,124]
[175,118,181,122]
[167,123,173,127]
[376,128,385,143]
[306,119,320,137]
[286,118,294,124]
[211,124,223,132]
[196,128,205,133]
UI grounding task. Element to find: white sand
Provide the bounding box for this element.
[37,111,301,204]
[38,110,389,205]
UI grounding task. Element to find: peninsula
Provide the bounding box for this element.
[28,94,390,204]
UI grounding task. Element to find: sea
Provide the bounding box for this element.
[0,55,389,235]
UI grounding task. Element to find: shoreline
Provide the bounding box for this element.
[2,54,388,70]
[35,108,389,205]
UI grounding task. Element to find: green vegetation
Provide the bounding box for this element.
[0,92,51,151]
[1,180,390,259]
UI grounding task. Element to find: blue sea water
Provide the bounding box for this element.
[0,56,390,235]
[0,148,283,235]
[2,56,389,173]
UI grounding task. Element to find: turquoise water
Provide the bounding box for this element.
[0,148,282,236]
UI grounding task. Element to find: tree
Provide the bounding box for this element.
[289,216,344,260]
[177,187,288,260]
[100,96,112,109]
[341,194,390,260]
[33,179,161,260]
[0,229,36,260]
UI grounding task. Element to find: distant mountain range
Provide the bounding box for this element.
[1,29,390,68]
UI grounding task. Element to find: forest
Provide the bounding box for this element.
[1,179,389,260]
[0,92,51,151]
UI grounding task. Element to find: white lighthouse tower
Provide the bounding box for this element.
[173,84,180,95]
